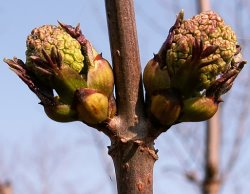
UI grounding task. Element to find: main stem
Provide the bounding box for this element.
[105,0,144,125]
[105,0,156,194]
[109,141,156,194]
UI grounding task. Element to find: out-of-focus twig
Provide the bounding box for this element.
[91,132,116,194]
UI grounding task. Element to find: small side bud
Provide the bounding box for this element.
[87,54,114,97]
[178,97,219,122]
[43,99,78,122]
[150,90,181,126]
[75,88,109,124]
[143,55,170,96]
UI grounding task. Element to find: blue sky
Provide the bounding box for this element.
[1,0,250,194]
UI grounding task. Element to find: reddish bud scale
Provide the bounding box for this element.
[87,54,114,97]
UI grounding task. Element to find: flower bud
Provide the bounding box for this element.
[145,10,246,126]
[4,22,117,125]
[161,10,238,98]
[25,24,87,105]
[58,22,115,98]
[26,25,84,73]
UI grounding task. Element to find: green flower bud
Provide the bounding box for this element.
[26,25,84,73]
[164,10,238,97]
[58,22,116,107]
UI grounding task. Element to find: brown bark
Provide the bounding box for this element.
[105,0,144,126]
[105,0,158,194]
[109,141,157,194]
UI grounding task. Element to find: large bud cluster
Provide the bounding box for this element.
[143,10,245,126]
[167,11,237,95]
[26,25,84,73]
[4,23,116,125]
